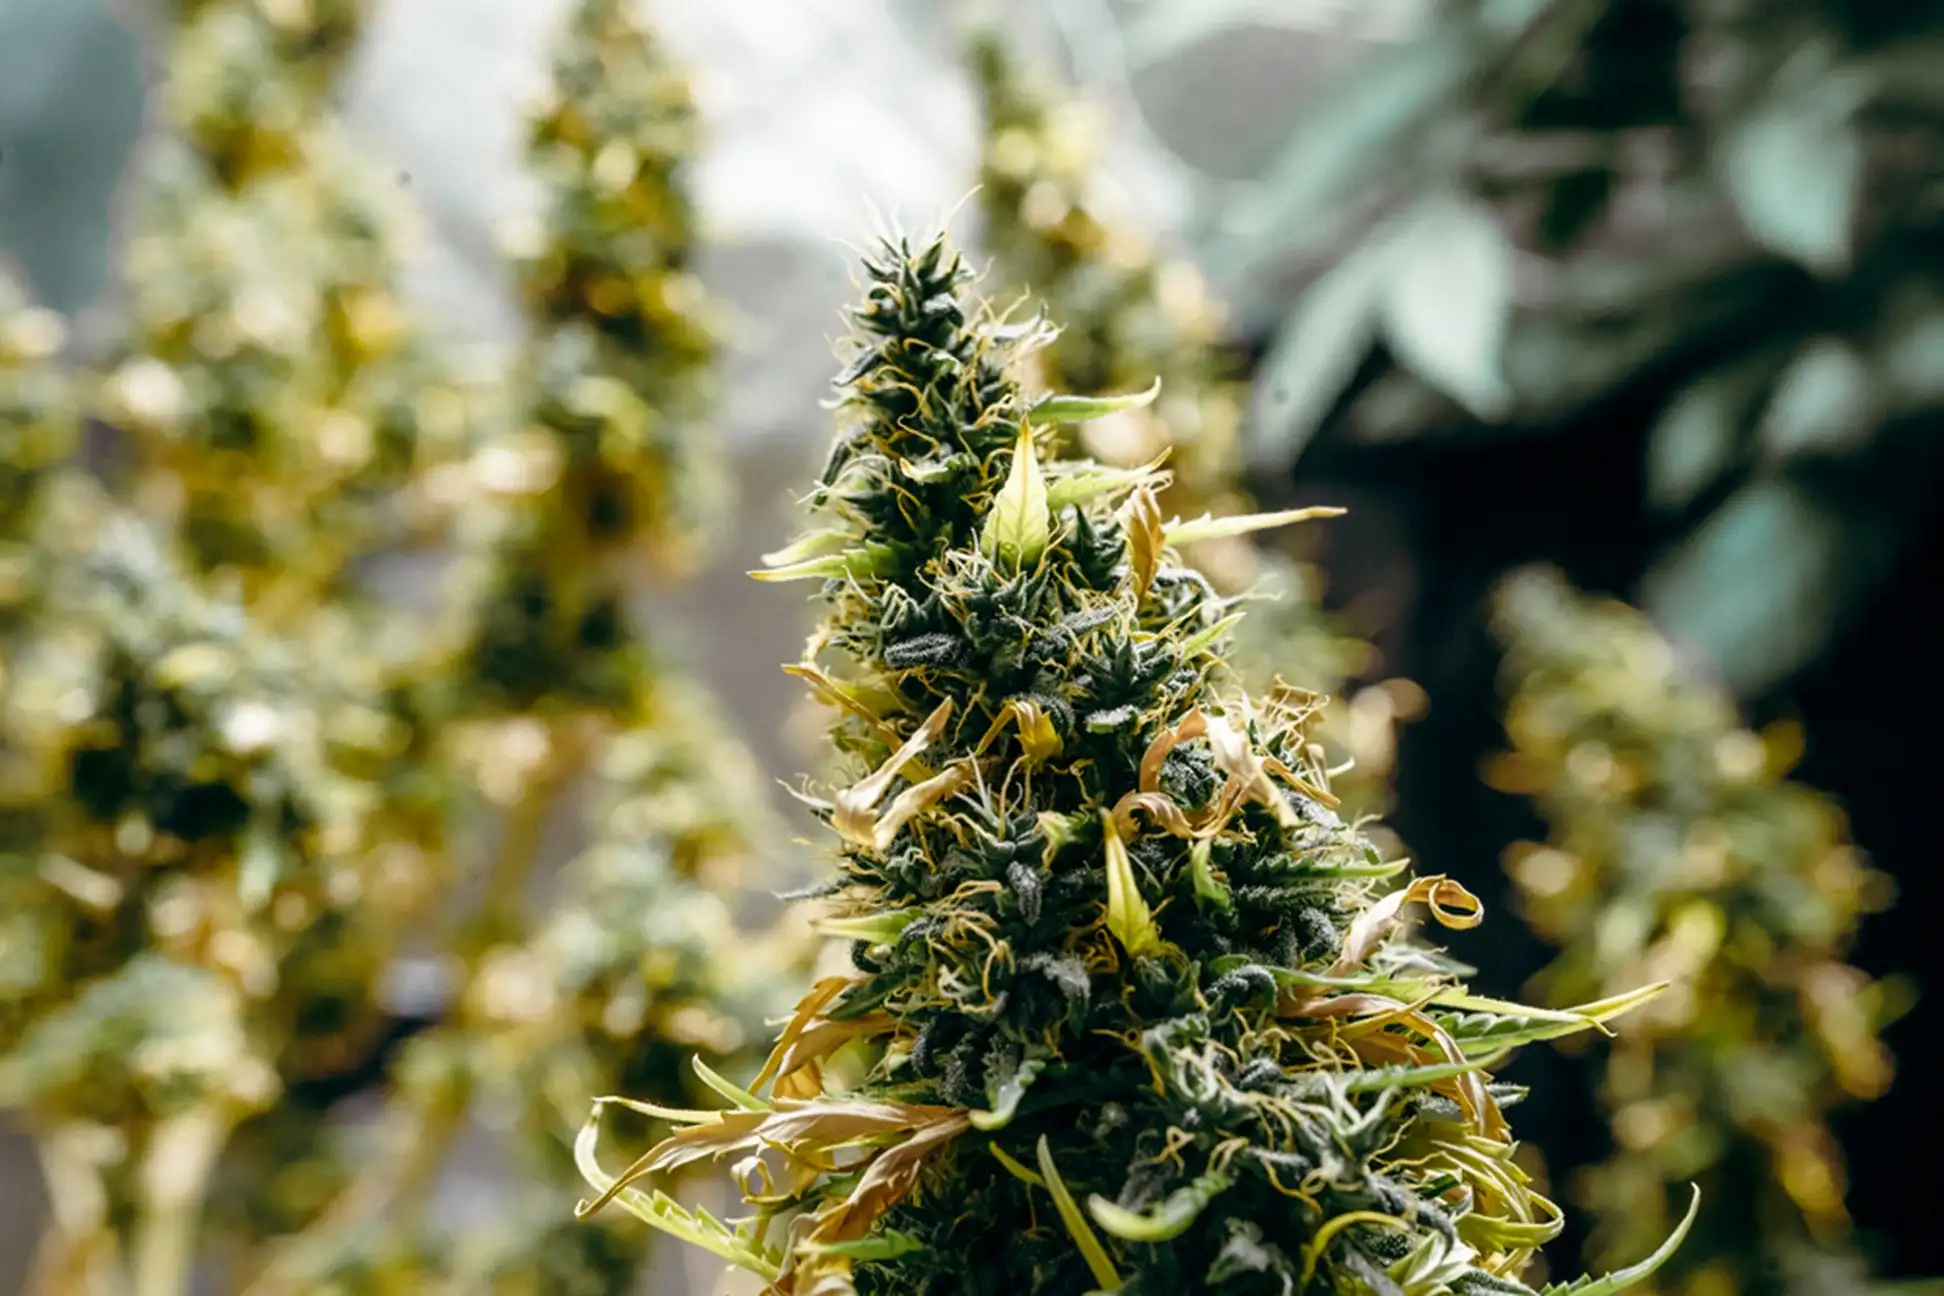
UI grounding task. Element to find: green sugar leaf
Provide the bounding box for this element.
[1027,376,1162,425]
[1038,1135,1125,1292]
[980,423,1051,569]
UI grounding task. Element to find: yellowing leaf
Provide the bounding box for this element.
[815,908,924,944]
[990,1143,1044,1186]
[782,664,910,751]
[573,1105,785,1279]
[752,976,858,1093]
[831,701,954,849]
[1330,874,1484,976]
[1010,699,1064,765]
[864,763,975,852]
[980,424,1051,569]
[1119,486,1164,602]
[800,1110,971,1253]
[1203,706,1307,829]
[1102,812,1164,959]
[975,697,1064,766]
[1163,505,1345,548]
[1110,790,1197,841]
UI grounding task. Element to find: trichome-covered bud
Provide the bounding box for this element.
[577,235,1691,1296]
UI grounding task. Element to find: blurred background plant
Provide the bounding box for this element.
[1488,567,1907,1296]
[1,1,784,1293]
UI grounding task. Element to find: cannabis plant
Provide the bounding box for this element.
[1487,568,1905,1296]
[967,30,1402,828]
[574,231,1689,1296]
[10,51,422,1274]
[1199,0,1944,700]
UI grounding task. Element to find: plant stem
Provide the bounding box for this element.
[383,726,589,1232]
[242,724,587,1294]
[27,1126,122,1296]
[131,1106,230,1296]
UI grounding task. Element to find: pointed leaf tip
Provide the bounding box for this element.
[1028,376,1162,425]
[981,423,1051,568]
[1102,812,1165,958]
[1541,1187,1699,1296]
[750,543,895,583]
[1045,450,1171,511]
[1164,505,1346,547]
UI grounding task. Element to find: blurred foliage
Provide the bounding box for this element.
[2,2,783,1294]
[1181,0,1944,698]
[502,0,721,571]
[966,28,1413,829]
[576,230,1695,1296]
[1488,567,1909,1296]
[0,270,74,621]
[101,0,475,610]
[1,484,409,1291]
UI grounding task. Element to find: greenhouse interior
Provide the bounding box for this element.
[2,1,1941,1293]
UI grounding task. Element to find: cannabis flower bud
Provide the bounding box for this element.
[576,235,1690,1296]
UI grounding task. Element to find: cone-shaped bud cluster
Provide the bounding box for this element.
[446,0,722,720]
[577,236,1689,1296]
[1490,567,1896,1295]
[334,4,780,1288]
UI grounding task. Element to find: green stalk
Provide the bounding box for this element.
[241,738,583,1295]
[131,1107,230,1296]
[26,1127,121,1296]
